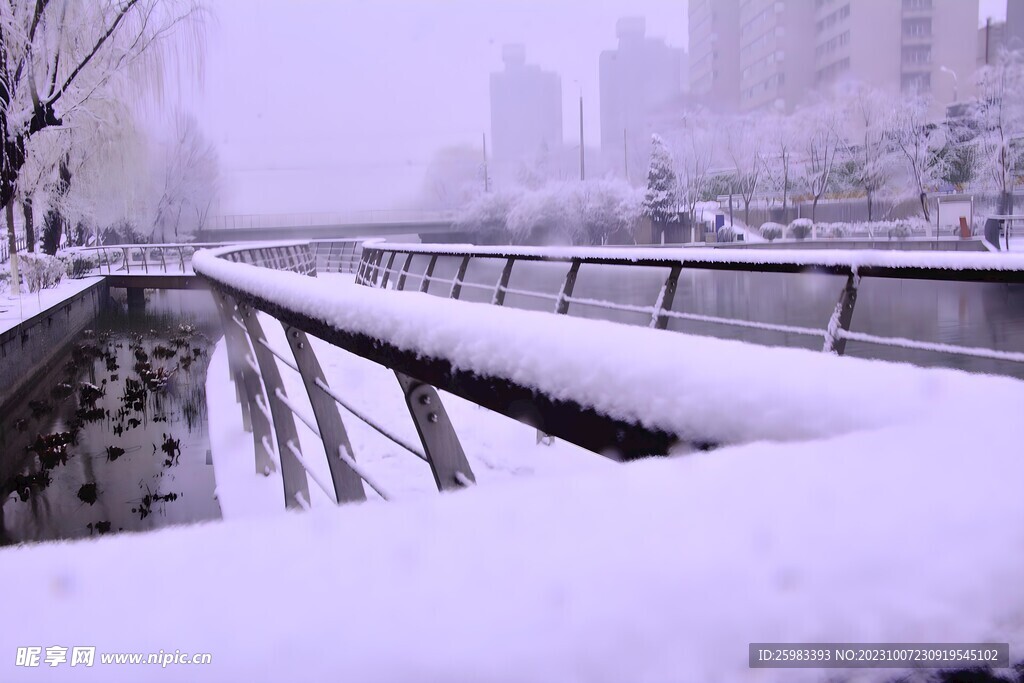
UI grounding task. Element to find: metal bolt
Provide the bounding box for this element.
[427,412,438,423]
[297,342,304,349]
[419,394,431,406]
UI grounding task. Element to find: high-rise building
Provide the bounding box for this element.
[1007,0,1024,51]
[978,19,1006,67]
[489,45,562,163]
[693,0,978,113]
[688,0,741,111]
[814,0,978,107]
[738,0,816,112]
[599,17,687,176]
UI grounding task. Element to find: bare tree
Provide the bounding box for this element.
[891,95,945,223]
[797,105,842,223]
[670,112,716,228]
[840,85,896,222]
[761,112,798,220]
[152,113,219,242]
[725,115,765,227]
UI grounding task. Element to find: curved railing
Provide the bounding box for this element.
[193,241,684,511]
[354,242,1024,368]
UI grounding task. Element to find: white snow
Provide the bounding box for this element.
[0,276,103,337]
[3,254,1023,682]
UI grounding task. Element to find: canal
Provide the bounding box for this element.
[0,290,222,546]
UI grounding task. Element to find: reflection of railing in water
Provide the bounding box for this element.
[195,240,683,510]
[355,243,1024,367]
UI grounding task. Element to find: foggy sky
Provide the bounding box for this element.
[189,0,1006,216]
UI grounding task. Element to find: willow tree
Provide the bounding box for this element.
[1,0,204,293]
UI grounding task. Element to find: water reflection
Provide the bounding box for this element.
[421,257,1024,379]
[0,290,223,546]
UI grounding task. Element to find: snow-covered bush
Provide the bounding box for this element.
[824,224,848,239]
[760,222,784,241]
[18,253,66,292]
[59,251,102,278]
[716,225,736,243]
[788,218,813,240]
[887,223,913,239]
[453,190,522,243]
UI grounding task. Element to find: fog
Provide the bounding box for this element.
[188,0,686,215]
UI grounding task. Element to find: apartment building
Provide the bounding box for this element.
[691,0,978,113]
[689,0,741,111]
[489,45,563,163]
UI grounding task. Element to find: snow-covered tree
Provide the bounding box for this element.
[453,188,522,243]
[419,145,486,210]
[796,104,842,223]
[839,85,896,222]
[642,134,679,225]
[973,53,1024,216]
[1,0,205,291]
[890,95,945,222]
[725,115,765,227]
[671,114,717,225]
[761,112,798,217]
[151,113,219,242]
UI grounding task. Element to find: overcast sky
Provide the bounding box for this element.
[188,1,1008,215]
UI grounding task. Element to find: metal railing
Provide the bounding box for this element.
[194,241,684,510]
[71,243,233,276]
[0,234,26,263]
[353,243,1024,367]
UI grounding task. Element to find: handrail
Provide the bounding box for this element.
[353,242,1024,366]
[194,240,689,510]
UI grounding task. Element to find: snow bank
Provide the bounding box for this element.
[0,404,1022,682]
[194,251,1024,448]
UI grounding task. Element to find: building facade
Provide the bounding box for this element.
[599,17,687,177]
[691,0,978,113]
[489,45,562,163]
[1006,0,1024,52]
[688,0,741,111]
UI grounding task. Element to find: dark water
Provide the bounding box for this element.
[0,290,223,546]
[403,256,1024,379]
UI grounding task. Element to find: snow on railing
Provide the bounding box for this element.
[354,242,1024,367]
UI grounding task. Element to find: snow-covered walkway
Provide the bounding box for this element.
[0,276,103,337]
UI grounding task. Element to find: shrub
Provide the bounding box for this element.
[888,223,913,239]
[18,253,66,292]
[717,225,736,242]
[788,218,813,240]
[760,222,784,241]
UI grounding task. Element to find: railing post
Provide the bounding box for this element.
[554,259,581,314]
[419,255,438,293]
[492,257,515,306]
[282,324,367,504]
[824,272,860,355]
[380,252,398,289]
[394,372,475,491]
[238,302,311,509]
[395,253,414,291]
[211,290,275,474]
[450,255,471,299]
[650,265,683,330]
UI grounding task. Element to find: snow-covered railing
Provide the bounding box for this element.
[0,233,27,263]
[355,243,1024,365]
[194,241,686,511]
[72,242,229,276]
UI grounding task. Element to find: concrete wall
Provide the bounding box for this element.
[0,280,109,413]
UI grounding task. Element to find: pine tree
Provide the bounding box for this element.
[643,135,680,224]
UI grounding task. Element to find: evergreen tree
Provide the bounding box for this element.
[643,135,680,224]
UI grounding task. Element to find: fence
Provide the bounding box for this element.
[354,242,1024,367]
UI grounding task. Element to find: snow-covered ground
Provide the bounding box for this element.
[0,276,103,337]
[2,262,1024,682]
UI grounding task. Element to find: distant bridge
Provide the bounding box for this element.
[197,209,469,243]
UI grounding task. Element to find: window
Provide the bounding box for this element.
[902,0,932,10]
[902,45,931,64]
[901,72,931,92]
[903,18,931,37]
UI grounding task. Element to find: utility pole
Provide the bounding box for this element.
[482,132,490,192]
[579,93,586,181]
[623,128,629,182]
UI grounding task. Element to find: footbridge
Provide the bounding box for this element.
[187,240,1024,511]
[196,210,466,243]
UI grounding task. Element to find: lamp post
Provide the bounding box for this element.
[939,65,959,102]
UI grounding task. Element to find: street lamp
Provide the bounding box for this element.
[939,65,959,102]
